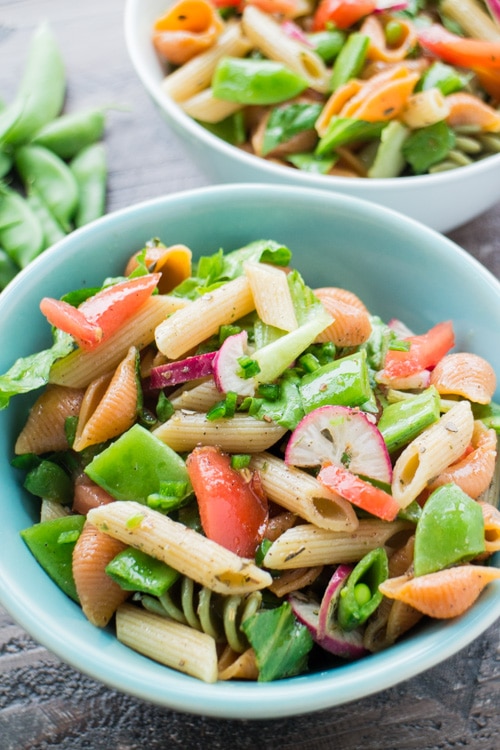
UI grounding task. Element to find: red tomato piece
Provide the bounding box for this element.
[380,320,455,379]
[418,25,500,70]
[186,445,268,558]
[40,273,161,351]
[318,463,400,521]
[313,0,376,31]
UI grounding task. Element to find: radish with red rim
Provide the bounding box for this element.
[285,404,392,484]
[150,351,217,389]
[212,330,257,397]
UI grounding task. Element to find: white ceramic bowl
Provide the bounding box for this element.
[0,184,499,719]
[124,0,500,233]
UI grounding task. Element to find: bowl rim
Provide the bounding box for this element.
[1,183,499,720]
[123,0,500,196]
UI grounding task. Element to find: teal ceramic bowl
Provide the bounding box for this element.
[0,184,499,719]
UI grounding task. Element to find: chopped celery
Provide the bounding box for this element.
[253,306,332,384]
[367,121,410,178]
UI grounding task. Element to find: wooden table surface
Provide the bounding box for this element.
[0,2,499,748]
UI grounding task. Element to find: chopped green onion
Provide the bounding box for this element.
[231,453,252,470]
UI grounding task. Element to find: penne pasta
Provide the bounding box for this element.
[162,22,252,102]
[391,399,474,508]
[401,88,450,129]
[155,275,255,359]
[262,519,413,569]
[244,261,298,332]
[169,377,222,411]
[87,501,273,595]
[180,87,244,123]
[250,452,359,532]
[154,411,287,452]
[49,296,189,389]
[116,603,219,683]
[241,6,330,93]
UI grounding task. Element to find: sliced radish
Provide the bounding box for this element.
[212,330,256,397]
[288,565,366,659]
[150,351,217,389]
[285,404,392,484]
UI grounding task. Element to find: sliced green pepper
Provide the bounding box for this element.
[105,547,179,596]
[299,350,372,413]
[85,423,191,506]
[413,483,486,577]
[20,514,85,602]
[212,57,309,105]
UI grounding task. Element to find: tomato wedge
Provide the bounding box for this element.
[40,273,161,351]
[313,0,376,31]
[418,25,500,70]
[380,320,454,379]
[318,463,400,521]
[186,445,268,558]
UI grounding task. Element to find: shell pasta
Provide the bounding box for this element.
[6,236,500,684]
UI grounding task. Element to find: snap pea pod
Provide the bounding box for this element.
[0,22,65,146]
[0,248,18,289]
[70,142,107,227]
[15,144,79,231]
[105,547,180,597]
[26,188,67,250]
[378,386,441,453]
[337,547,388,631]
[0,185,44,268]
[32,109,106,159]
[299,350,372,413]
[330,32,369,92]
[212,57,309,105]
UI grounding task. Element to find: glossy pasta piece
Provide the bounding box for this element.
[314,287,372,347]
[116,603,218,683]
[72,346,139,452]
[72,473,115,515]
[391,399,474,508]
[218,646,259,681]
[360,15,418,63]
[427,420,497,499]
[15,384,84,455]
[378,565,500,618]
[339,66,420,122]
[401,88,450,129]
[445,93,500,132]
[245,261,298,332]
[152,0,225,66]
[429,352,497,404]
[125,243,192,294]
[479,501,500,554]
[72,521,129,627]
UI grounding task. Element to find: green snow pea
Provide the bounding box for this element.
[0,148,13,178]
[20,514,86,602]
[212,57,309,105]
[337,547,389,631]
[316,117,384,156]
[416,61,469,96]
[0,248,18,289]
[413,483,486,577]
[330,32,369,92]
[0,22,65,146]
[32,109,106,159]
[105,547,180,596]
[299,350,372,413]
[85,423,192,506]
[23,458,73,504]
[367,120,410,179]
[15,144,79,231]
[0,185,44,268]
[70,143,107,228]
[308,30,346,64]
[26,188,66,250]
[378,386,441,453]
[402,120,456,175]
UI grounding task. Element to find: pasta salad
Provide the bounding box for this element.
[2,238,500,683]
[151,0,500,177]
